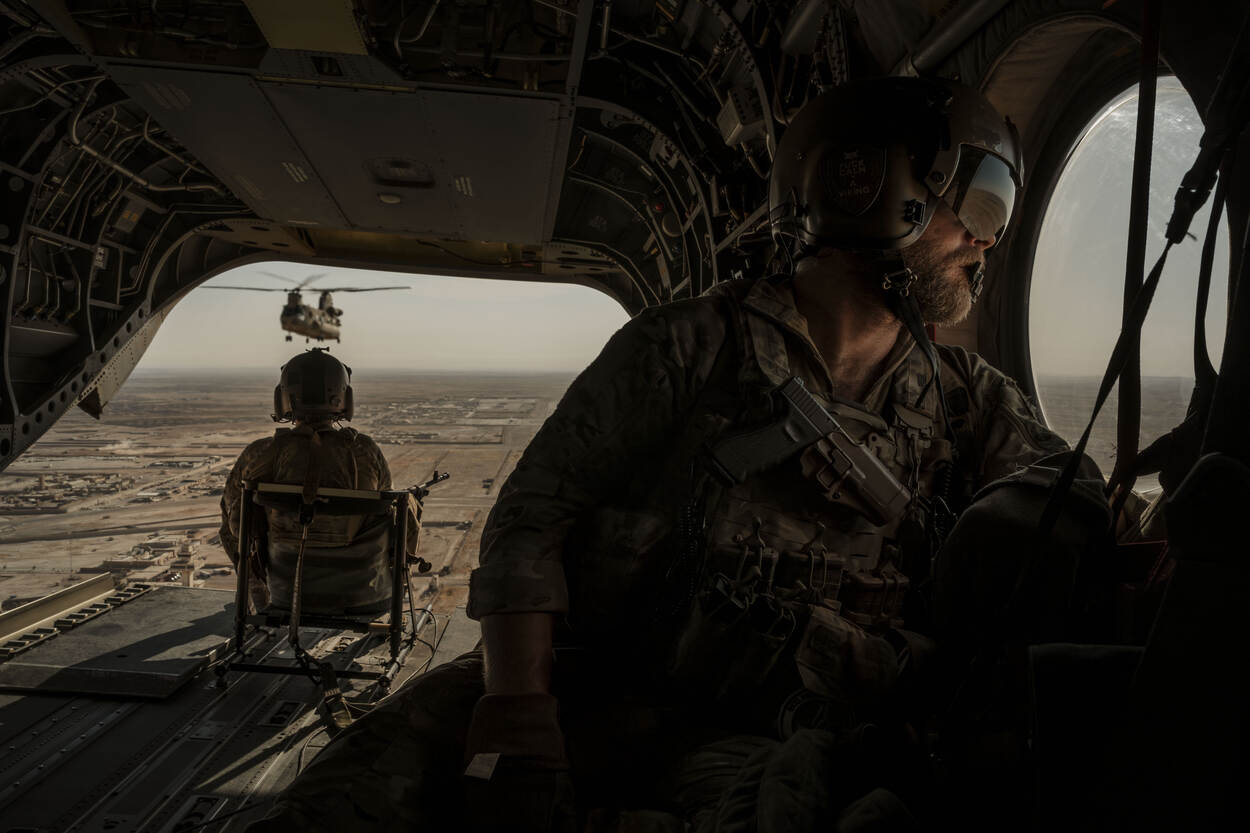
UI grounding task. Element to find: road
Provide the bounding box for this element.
[0,497,222,544]
[0,492,498,545]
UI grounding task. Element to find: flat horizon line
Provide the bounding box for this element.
[132,366,583,375]
[134,367,1201,380]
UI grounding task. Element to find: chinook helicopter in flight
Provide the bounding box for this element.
[204,272,408,342]
[1,0,1249,831]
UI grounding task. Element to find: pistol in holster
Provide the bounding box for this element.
[706,376,911,526]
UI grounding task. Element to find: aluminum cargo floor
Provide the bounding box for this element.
[0,586,234,698]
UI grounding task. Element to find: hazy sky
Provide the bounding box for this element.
[1030,77,1229,380]
[141,265,630,372]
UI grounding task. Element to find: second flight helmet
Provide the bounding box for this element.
[272,348,354,423]
[768,76,1022,259]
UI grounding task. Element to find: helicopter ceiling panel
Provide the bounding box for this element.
[258,83,565,241]
[104,65,348,228]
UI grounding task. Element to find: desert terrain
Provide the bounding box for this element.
[0,369,574,610]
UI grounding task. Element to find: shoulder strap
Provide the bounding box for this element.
[676,292,754,450]
[270,427,326,504]
[1132,166,1228,487]
[1109,0,1162,509]
[301,431,324,505]
[655,293,751,623]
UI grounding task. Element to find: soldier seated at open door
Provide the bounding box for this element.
[219,348,417,616]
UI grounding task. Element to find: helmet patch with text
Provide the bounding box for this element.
[821,145,886,217]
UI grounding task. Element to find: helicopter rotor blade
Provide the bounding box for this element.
[314,286,410,292]
[253,271,304,286]
[298,273,332,289]
[201,286,297,292]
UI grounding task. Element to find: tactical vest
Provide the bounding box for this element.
[261,427,393,615]
[562,281,976,718]
[700,290,962,629]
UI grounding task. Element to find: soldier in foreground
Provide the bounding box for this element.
[249,79,1108,831]
[220,348,408,616]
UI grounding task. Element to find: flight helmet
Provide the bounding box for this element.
[769,76,1022,257]
[273,348,353,423]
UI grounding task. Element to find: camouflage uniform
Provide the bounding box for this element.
[248,276,1080,831]
[471,276,1071,641]
[220,424,412,614]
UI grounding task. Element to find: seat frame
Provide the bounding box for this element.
[219,480,430,693]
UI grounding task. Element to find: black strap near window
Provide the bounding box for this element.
[1039,244,1174,534]
[1131,171,1227,488]
[1041,4,1250,535]
[1193,176,1227,391]
[1108,0,1161,521]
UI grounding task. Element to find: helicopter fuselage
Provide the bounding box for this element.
[278,290,342,341]
[280,303,341,341]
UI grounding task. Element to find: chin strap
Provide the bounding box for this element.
[969,263,986,305]
[879,255,941,404]
[880,253,963,560]
[879,254,961,458]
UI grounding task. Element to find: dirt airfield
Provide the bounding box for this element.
[0,369,575,610]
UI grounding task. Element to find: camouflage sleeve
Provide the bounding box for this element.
[940,347,1088,488]
[353,433,419,554]
[353,432,393,490]
[362,430,420,555]
[219,438,274,568]
[467,301,728,620]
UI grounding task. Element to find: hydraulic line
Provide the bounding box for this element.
[42,118,122,231]
[393,0,443,57]
[15,253,38,316]
[0,73,105,118]
[141,117,213,178]
[68,79,226,196]
[42,249,63,318]
[59,249,82,321]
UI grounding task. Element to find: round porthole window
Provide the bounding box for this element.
[1027,76,1229,487]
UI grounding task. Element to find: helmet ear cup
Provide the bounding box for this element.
[341,385,354,422]
[272,384,289,422]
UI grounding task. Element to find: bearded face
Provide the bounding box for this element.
[900,202,988,326]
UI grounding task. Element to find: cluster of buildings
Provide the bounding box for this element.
[375,429,440,445]
[133,474,224,503]
[361,396,538,446]
[372,398,476,426]
[474,398,537,414]
[101,530,223,585]
[0,473,136,514]
[147,456,222,469]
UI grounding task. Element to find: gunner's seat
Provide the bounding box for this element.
[258,483,405,617]
[220,479,440,695]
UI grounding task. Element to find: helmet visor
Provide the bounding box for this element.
[941,149,1017,245]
